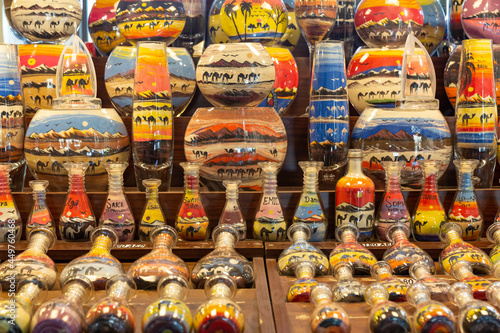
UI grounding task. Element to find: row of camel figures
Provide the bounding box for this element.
[36,160,102,174]
[458,112,494,125]
[369,154,433,170]
[21,20,74,30]
[217,167,263,178]
[367,30,407,42]
[30,94,53,106]
[134,115,170,126]
[63,224,94,241]
[67,266,105,276]
[0,109,23,119]
[358,90,399,100]
[200,71,260,83]
[336,213,374,227]
[409,82,431,94]
[258,226,286,241]
[66,77,90,91]
[122,21,175,32]
[177,225,203,238]
[95,35,118,45]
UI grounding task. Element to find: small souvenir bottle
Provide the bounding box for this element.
[487,282,500,313]
[139,178,167,241]
[335,149,375,241]
[100,161,135,242]
[176,162,209,241]
[0,163,22,243]
[59,162,96,242]
[371,261,407,302]
[31,275,94,333]
[287,262,318,302]
[86,274,136,333]
[220,180,246,240]
[407,282,456,333]
[293,161,327,242]
[142,275,192,333]
[193,274,245,332]
[331,261,366,303]
[383,223,434,275]
[60,226,124,290]
[253,162,287,242]
[439,222,492,275]
[450,261,491,300]
[277,222,329,277]
[191,225,254,288]
[486,222,500,264]
[449,282,500,333]
[310,284,351,333]
[329,222,378,275]
[0,227,57,289]
[365,283,411,333]
[376,161,410,241]
[412,160,447,241]
[448,160,483,241]
[26,180,54,235]
[409,261,450,302]
[127,226,190,290]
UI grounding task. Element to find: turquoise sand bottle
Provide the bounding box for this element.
[310,283,351,333]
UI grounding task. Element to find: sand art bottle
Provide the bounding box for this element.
[371,261,407,302]
[143,275,192,333]
[100,161,135,242]
[450,261,491,300]
[287,262,318,302]
[253,162,286,242]
[310,284,351,333]
[331,261,366,303]
[139,178,166,241]
[86,274,136,333]
[365,283,411,333]
[176,162,209,241]
[31,275,94,333]
[407,282,456,333]
[409,261,450,302]
[220,180,246,240]
[128,226,189,290]
[0,163,22,243]
[487,222,500,264]
[27,180,54,235]
[59,162,96,242]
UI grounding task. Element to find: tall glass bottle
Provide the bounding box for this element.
[59,162,96,242]
[365,283,411,333]
[86,274,136,333]
[331,261,366,303]
[293,161,327,242]
[487,222,500,264]
[191,225,254,289]
[413,160,447,241]
[409,260,450,302]
[60,226,125,290]
[448,160,483,240]
[450,261,491,300]
[26,180,54,235]
[176,162,209,241]
[100,161,135,242]
[371,261,407,302]
[127,226,190,290]
[219,180,246,240]
[0,163,22,243]
[335,149,375,241]
[142,275,192,333]
[376,161,410,241]
[309,284,351,333]
[407,282,456,333]
[287,262,318,302]
[31,275,94,333]
[253,162,287,242]
[139,178,167,241]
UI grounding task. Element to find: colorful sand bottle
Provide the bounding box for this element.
[287,262,318,302]
[0,163,22,243]
[59,161,96,242]
[86,274,136,333]
[335,149,375,241]
[294,161,327,242]
[376,161,410,241]
[329,222,378,275]
[448,160,483,241]
[371,261,407,302]
[220,180,246,240]
[100,161,135,242]
[331,261,366,303]
[309,284,351,333]
[412,160,446,241]
[253,161,287,242]
[449,282,500,333]
[27,180,54,235]
[176,162,209,241]
[128,225,189,290]
[450,261,491,300]
[0,227,57,289]
[31,275,94,333]
[409,260,450,302]
[365,283,411,333]
[486,222,500,264]
[191,225,254,289]
[407,282,456,333]
[60,226,124,290]
[383,223,434,275]
[142,275,192,333]
[439,222,492,275]
[277,222,329,277]
[139,178,166,241]
[193,274,245,333]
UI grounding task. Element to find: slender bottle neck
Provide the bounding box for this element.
[347,156,363,176]
[0,171,11,194]
[291,230,308,244]
[392,229,408,244]
[374,267,392,281]
[215,232,237,248]
[32,189,47,206]
[341,230,357,243]
[302,168,319,194]
[311,289,331,306]
[490,288,500,307]
[296,264,314,279]
[16,283,41,310]
[411,291,430,308]
[413,266,432,280]
[108,280,132,300]
[494,230,500,245]
[107,170,125,194]
[90,235,114,254]
[457,170,474,192]
[225,186,239,201]
[184,173,199,194]
[454,265,474,281]
[444,230,462,245]
[69,173,85,194]
[160,282,184,300]
[64,282,88,305]
[335,265,353,281]
[262,172,278,195]
[152,233,175,251]
[423,173,437,193]
[454,290,473,308]
[209,282,232,299]
[146,186,159,203]
[26,233,51,253]
[385,170,401,192]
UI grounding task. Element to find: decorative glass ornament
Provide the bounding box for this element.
[371,261,407,302]
[409,260,450,302]
[416,0,446,55]
[27,180,54,235]
[286,262,318,302]
[139,179,167,241]
[220,180,246,240]
[450,261,491,301]
[365,283,411,333]
[171,0,205,57]
[461,0,500,44]
[0,164,22,243]
[331,261,366,303]
[309,284,351,333]
[487,222,500,264]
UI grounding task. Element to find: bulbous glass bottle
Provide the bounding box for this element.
[0,163,22,243]
[100,161,135,242]
[176,162,209,241]
[191,225,254,289]
[86,274,136,333]
[487,222,500,264]
[287,262,318,302]
[127,226,190,290]
[450,261,491,300]
[365,283,411,333]
[26,180,54,235]
[309,284,351,333]
[331,261,366,303]
[371,261,407,302]
[139,178,167,241]
[409,260,450,302]
[60,226,124,290]
[220,180,246,240]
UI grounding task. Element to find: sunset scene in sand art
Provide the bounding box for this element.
[89,0,129,55]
